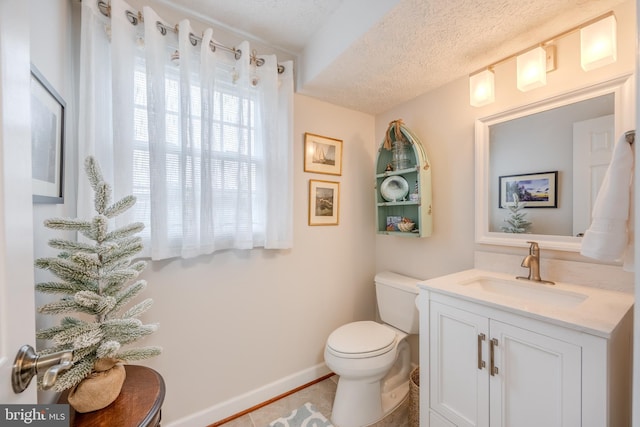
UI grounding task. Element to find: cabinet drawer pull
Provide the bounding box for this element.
[477,333,486,370]
[490,338,499,376]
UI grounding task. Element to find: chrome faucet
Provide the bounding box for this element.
[516,241,555,285]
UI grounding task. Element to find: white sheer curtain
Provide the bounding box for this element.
[78,0,293,260]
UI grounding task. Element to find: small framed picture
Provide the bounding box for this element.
[304,133,343,176]
[308,179,340,226]
[499,171,558,208]
[31,64,65,204]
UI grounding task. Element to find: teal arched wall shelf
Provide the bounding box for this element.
[375,121,433,237]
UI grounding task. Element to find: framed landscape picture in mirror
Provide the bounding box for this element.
[304,133,343,176]
[31,64,65,204]
[499,171,557,208]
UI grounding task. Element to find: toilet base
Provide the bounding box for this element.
[331,377,410,427]
[330,341,412,427]
[332,377,384,427]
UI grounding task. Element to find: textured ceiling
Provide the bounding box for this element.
[156,0,628,115]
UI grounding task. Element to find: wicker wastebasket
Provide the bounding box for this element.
[409,366,419,427]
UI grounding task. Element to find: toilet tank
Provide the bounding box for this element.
[375,271,420,334]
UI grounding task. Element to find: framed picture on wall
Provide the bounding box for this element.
[31,64,65,204]
[303,133,343,176]
[308,179,340,226]
[499,171,557,208]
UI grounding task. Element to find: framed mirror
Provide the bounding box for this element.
[475,74,634,251]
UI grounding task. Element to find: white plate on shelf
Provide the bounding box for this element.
[380,176,409,201]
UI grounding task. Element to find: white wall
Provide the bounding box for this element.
[376,0,636,281]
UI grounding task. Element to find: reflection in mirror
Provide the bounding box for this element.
[489,93,614,236]
[475,74,634,252]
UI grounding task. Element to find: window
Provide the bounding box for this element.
[131,56,267,255]
[78,3,293,260]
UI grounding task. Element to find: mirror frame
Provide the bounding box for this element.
[475,74,635,252]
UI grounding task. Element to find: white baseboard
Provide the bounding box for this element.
[165,363,332,427]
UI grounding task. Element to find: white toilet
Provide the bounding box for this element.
[324,271,420,427]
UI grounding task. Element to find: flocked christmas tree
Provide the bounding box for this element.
[35,156,161,392]
[501,193,532,234]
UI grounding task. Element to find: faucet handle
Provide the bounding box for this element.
[526,241,539,254]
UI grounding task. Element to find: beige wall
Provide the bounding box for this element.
[375,0,636,282]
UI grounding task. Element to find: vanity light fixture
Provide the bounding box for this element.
[469,69,495,107]
[580,14,617,71]
[468,11,616,106]
[516,46,548,92]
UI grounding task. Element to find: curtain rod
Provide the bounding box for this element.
[96,1,285,74]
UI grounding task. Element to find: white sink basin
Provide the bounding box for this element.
[417,269,634,337]
[460,276,588,308]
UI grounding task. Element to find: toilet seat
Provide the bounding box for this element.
[326,321,396,359]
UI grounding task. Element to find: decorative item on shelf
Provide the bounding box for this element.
[397,217,416,232]
[383,119,412,170]
[392,139,412,170]
[380,176,409,202]
[409,180,419,202]
[386,216,402,231]
[34,156,161,413]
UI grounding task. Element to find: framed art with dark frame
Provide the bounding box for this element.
[308,179,340,226]
[31,64,65,204]
[499,171,558,208]
[303,132,343,176]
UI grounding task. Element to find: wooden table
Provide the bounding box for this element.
[58,365,165,427]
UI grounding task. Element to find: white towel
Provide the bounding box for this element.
[580,133,634,268]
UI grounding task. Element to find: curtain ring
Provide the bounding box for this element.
[97,1,111,17]
[125,10,139,25]
[189,33,198,46]
[156,21,167,36]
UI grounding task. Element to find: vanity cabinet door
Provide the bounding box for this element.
[429,301,582,427]
[429,301,489,427]
[489,320,582,427]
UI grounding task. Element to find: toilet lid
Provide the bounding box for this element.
[327,321,396,357]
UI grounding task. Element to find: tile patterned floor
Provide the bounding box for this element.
[217,375,411,427]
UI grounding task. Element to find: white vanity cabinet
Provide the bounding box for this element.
[418,270,634,427]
